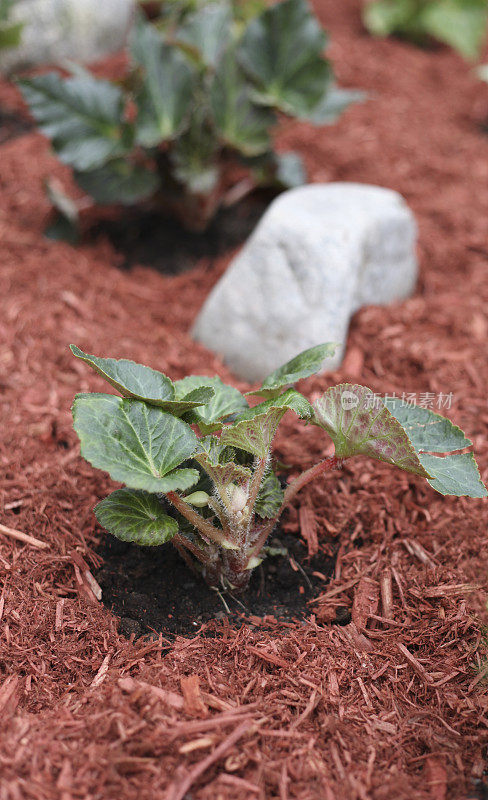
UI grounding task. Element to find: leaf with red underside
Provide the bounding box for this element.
[220,389,313,457]
[313,384,487,497]
[313,384,430,476]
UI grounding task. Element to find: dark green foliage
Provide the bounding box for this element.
[71,343,486,594]
[19,0,361,233]
[363,0,488,60]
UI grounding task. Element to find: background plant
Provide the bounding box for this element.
[363,0,488,61]
[19,0,362,234]
[0,0,23,52]
[138,0,265,26]
[71,343,487,595]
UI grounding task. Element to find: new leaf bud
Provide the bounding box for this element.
[184,491,210,508]
[227,483,248,514]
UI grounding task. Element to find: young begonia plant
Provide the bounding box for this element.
[363,0,488,61]
[18,0,362,234]
[71,343,487,594]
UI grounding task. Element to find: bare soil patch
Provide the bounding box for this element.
[97,528,337,638]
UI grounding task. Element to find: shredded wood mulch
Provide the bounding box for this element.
[1,1,488,797]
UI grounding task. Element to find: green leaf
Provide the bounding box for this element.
[168,102,220,195]
[305,86,366,125]
[0,0,15,23]
[383,399,471,453]
[75,160,159,206]
[95,488,178,545]
[362,0,418,37]
[420,0,488,60]
[0,21,22,51]
[194,437,252,488]
[418,452,486,497]
[176,385,217,409]
[70,346,214,414]
[363,0,487,59]
[242,149,306,190]
[238,0,332,117]
[250,343,338,398]
[255,471,284,518]
[176,375,248,432]
[314,385,487,498]
[0,0,23,50]
[313,384,430,476]
[384,399,487,497]
[211,44,275,156]
[71,345,173,401]
[72,393,199,492]
[233,0,267,25]
[131,20,195,147]
[176,2,233,66]
[238,389,314,423]
[19,72,129,171]
[220,389,313,457]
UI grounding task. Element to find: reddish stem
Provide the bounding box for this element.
[246,517,277,566]
[173,534,221,587]
[247,456,269,516]
[283,456,340,506]
[173,532,208,564]
[247,456,341,565]
[166,492,238,550]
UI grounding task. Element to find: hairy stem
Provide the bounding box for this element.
[247,517,277,566]
[172,535,201,573]
[166,492,238,550]
[173,533,221,587]
[283,456,340,506]
[173,532,208,565]
[247,455,269,516]
[208,497,232,542]
[221,550,252,592]
[247,456,341,565]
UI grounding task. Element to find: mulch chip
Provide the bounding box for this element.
[1,0,488,797]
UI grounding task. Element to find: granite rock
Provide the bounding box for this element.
[0,0,134,73]
[193,183,417,382]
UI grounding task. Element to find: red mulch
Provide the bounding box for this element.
[1,1,488,797]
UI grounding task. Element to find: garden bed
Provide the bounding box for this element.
[1,1,488,798]
[89,192,269,274]
[97,527,338,637]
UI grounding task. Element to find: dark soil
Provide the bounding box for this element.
[0,105,32,145]
[96,528,337,638]
[90,192,270,274]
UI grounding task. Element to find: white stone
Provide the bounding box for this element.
[0,0,135,73]
[193,183,417,382]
